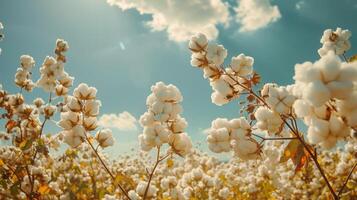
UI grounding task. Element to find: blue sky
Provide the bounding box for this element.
[1,0,357,156]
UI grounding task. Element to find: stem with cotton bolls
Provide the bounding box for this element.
[221,68,339,199]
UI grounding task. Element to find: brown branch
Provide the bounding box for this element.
[252,133,298,141]
[84,134,131,200]
[143,146,170,200]
[337,162,357,197]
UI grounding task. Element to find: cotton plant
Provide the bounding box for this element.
[188,29,357,199]
[0,38,132,199]
[130,82,193,200]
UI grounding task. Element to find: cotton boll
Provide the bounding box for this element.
[189,33,208,52]
[339,62,357,81]
[73,83,97,100]
[211,91,229,106]
[169,133,192,156]
[136,181,157,197]
[254,107,282,134]
[315,51,341,82]
[303,81,331,107]
[20,55,35,70]
[293,100,312,118]
[95,129,114,148]
[294,61,320,83]
[307,118,330,144]
[191,52,207,67]
[206,43,227,66]
[230,53,254,76]
[207,127,231,153]
[82,117,97,131]
[57,111,81,130]
[326,81,353,99]
[172,117,188,133]
[66,96,82,112]
[83,100,101,117]
[318,28,351,56]
[203,65,220,80]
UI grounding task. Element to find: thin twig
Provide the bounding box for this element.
[337,162,357,197]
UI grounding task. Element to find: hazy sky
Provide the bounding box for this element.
[1,0,357,156]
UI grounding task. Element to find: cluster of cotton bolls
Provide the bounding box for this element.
[318,27,351,57]
[58,83,114,148]
[206,117,260,160]
[138,82,192,156]
[37,39,74,95]
[189,33,255,106]
[14,55,36,91]
[292,31,357,148]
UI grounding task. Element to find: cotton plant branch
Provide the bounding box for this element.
[337,162,357,197]
[223,70,339,199]
[142,146,171,200]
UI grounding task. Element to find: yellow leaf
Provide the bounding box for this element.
[349,54,357,62]
[38,184,50,195]
[0,159,4,167]
[166,158,174,168]
[19,140,27,149]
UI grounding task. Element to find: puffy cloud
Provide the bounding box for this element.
[235,0,281,32]
[98,111,137,131]
[107,0,229,42]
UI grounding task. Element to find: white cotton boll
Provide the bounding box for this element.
[172,117,188,133]
[95,129,114,148]
[232,139,259,160]
[339,62,357,81]
[20,55,35,70]
[294,61,320,83]
[315,51,341,82]
[318,28,351,56]
[326,81,353,99]
[83,100,101,116]
[63,128,83,148]
[56,39,69,51]
[66,96,82,112]
[151,101,164,114]
[254,107,282,134]
[73,83,97,100]
[33,98,45,108]
[211,91,229,106]
[203,65,220,80]
[190,52,207,67]
[43,104,56,118]
[57,111,81,130]
[230,53,254,76]
[218,187,230,198]
[128,190,140,200]
[303,81,331,107]
[293,99,312,118]
[210,78,232,96]
[206,43,227,66]
[189,33,208,52]
[139,112,155,127]
[36,75,56,92]
[307,118,329,144]
[136,181,157,197]
[58,72,74,88]
[168,133,192,156]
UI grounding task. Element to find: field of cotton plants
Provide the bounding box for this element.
[0,1,357,200]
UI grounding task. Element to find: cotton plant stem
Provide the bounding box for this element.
[337,162,357,197]
[223,71,339,199]
[84,135,131,200]
[252,133,297,141]
[143,146,171,200]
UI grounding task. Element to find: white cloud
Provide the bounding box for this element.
[107,0,230,42]
[98,111,137,131]
[235,0,281,32]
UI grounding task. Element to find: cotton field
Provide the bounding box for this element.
[0,1,357,200]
